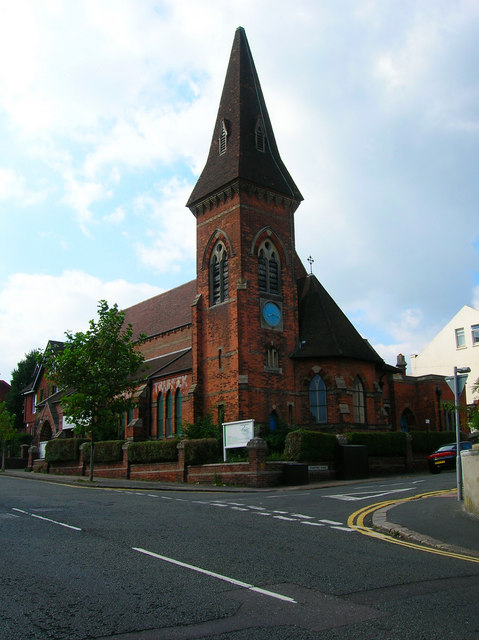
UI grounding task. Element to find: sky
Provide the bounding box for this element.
[1,0,478,382]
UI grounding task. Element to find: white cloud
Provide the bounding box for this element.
[0,270,162,380]
[104,206,126,224]
[0,168,49,206]
[0,0,478,384]
[134,178,195,273]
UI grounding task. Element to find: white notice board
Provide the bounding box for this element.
[223,419,255,461]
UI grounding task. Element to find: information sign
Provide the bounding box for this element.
[222,419,254,461]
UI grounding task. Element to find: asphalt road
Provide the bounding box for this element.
[1,472,478,639]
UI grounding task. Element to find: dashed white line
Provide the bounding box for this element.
[132,547,297,604]
[12,508,81,531]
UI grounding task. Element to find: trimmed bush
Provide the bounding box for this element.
[127,439,179,464]
[45,438,88,463]
[345,431,407,456]
[410,430,457,454]
[184,438,221,465]
[284,430,337,462]
[82,440,125,463]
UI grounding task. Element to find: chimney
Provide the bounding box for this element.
[396,353,407,375]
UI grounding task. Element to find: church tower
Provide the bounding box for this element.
[187,27,304,427]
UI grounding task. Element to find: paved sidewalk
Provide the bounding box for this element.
[372,490,479,557]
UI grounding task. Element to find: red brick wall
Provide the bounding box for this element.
[194,188,301,426]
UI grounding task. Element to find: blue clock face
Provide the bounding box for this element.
[263,301,281,327]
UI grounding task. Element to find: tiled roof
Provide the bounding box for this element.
[145,348,192,379]
[187,27,303,208]
[123,280,197,340]
[294,274,384,364]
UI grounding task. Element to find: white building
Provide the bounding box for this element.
[410,305,479,403]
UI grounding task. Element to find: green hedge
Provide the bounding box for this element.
[82,440,125,463]
[127,439,179,464]
[345,431,407,456]
[45,438,88,463]
[284,430,337,462]
[184,438,221,465]
[410,430,456,453]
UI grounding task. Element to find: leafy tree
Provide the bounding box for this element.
[6,349,40,430]
[0,402,16,472]
[470,377,479,432]
[41,300,146,480]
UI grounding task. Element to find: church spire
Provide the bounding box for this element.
[187,27,303,210]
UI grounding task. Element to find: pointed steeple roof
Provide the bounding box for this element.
[294,274,385,365]
[187,27,303,209]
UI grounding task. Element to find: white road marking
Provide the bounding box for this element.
[12,508,81,531]
[301,521,324,527]
[326,487,414,501]
[132,547,297,603]
[291,513,314,519]
[318,519,343,525]
[331,526,354,532]
[274,515,296,521]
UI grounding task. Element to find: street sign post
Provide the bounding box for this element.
[446,367,470,501]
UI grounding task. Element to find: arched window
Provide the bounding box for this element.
[309,375,327,424]
[258,241,280,294]
[353,376,366,424]
[219,120,227,155]
[156,393,164,439]
[165,391,173,437]
[269,410,278,431]
[175,388,182,435]
[210,241,229,305]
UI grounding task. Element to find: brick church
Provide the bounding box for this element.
[24,28,458,445]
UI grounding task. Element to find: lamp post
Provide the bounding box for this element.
[453,366,470,501]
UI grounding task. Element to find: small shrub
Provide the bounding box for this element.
[284,430,337,462]
[184,438,221,465]
[82,440,125,463]
[45,438,88,463]
[345,431,407,456]
[410,430,457,453]
[183,414,222,444]
[258,421,293,454]
[127,439,179,464]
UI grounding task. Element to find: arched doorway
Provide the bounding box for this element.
[400,408,416,432]
[38,421,52,459]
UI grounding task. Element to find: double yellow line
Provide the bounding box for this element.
[348,489,479,564]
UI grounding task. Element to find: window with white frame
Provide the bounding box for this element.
[455,327,466,348]
[472,324,479,346]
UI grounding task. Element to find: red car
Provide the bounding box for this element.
[428,441,472,474]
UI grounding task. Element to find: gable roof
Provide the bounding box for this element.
[187,27,303,209]
[145,348,192,380]
[123,280,197,340]
[295,274,385,364]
